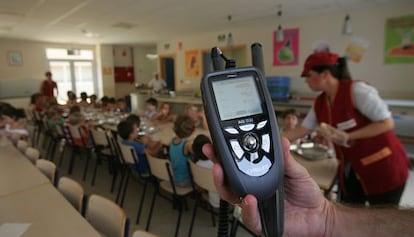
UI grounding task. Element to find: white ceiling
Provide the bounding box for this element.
[0,0,409,45]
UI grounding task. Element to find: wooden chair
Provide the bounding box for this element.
[116,140,150,225]
[57,176,86,214]
[187,160,220,236]
[36,159,57,185]
[85,194,129,237]
[89,126,115,186]
[145,153,193,237]
[25,147,40,164]
[16,140,29,153]
[61,124,92,180]
[132,230,158,237]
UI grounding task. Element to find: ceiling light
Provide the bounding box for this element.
[342,14,352,35]
[276,5,284,42]
[227,15,234,47]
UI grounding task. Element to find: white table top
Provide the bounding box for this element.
[294,154,338,191]
[0,184,100,237]
[0,137,49,197]
[149,122,209,145]
[0,137,100,237]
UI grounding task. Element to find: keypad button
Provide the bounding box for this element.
[230,140,244,159]
[250,152,259,162]
[239,124,255,131]
[224,127,239,134]
[256,120,267,129]
[261,134,270,152]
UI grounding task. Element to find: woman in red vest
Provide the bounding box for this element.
[284,51,409,206]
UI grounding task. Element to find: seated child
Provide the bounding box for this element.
[0,105,29,142]
[116,98,131,113]
[140,97,158,120]
[192,134,220,208]
[125,114,163,157]
[67,111,90,147]
[185,104,208,131]
[117,120,149,174]
[169,115,195,187]
[151,102,176,125]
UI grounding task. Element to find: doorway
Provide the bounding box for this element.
[159,55,175,91]
[49,60,95,103]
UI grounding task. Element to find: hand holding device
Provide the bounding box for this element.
[201,65,284,237]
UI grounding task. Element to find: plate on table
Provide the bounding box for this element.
[291,142,328,161]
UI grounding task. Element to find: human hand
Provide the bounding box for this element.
[202,137,332,237]
[319,122,350,147]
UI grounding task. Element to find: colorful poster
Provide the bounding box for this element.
[185,50,200,77]
[384,14,414,64]
[273,28,299,66]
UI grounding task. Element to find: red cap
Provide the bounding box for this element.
[301,52,339,77]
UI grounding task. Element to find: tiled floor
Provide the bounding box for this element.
[37,136,414,237]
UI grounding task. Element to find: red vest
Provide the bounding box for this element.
[314,80,409,195]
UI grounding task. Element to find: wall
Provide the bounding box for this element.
[156,3,414,99]
[114,45,157,98]
[0,38,100,105]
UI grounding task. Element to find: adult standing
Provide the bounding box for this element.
[40,71,58,99]
[147,72,166,94]
[283,51,409,206]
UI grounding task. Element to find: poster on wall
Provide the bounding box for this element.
[273,28,299,66]
[384,14,414,64]
[184,49,200,77]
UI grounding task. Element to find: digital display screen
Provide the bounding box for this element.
[212,75,263,121]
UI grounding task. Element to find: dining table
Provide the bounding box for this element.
[0,136,100,237]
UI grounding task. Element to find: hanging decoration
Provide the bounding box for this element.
[384,14,414,64]
[273,28,299,66]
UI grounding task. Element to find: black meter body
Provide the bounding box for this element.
[201,67,283,201]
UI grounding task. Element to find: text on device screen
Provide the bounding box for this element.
[212,76,263,121]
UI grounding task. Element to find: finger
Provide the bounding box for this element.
[281,137,311,180]
[240,194,262,234]
[212,162,239,203]
[202,143,218,163]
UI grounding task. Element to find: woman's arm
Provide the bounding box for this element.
[348,117,394,141]
[282,125,311,143]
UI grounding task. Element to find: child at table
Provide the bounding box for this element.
[151,102,176,125]
[169,115,195,187]
[125,114,165,157]
[140,97,158,120]
[184,104,208,131]
[117,120,149,174]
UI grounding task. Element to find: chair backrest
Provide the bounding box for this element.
[57,176,84,213]
[132,230,159,237]
[117,141,138,165]
[90,127,109,147]
[85,194,127,237]
[188,160,217,193]
[25,147,40,164]
[36,159,57,184]
[16,140,29,152]
[146,153,171,182]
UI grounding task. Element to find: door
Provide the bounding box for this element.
[160,57,175,90]
[49,61,95,102]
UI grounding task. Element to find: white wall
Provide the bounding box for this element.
[156,3,414,99]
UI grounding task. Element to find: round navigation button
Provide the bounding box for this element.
[242,133,258,151]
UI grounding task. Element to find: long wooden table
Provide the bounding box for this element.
[0,136,100,237]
